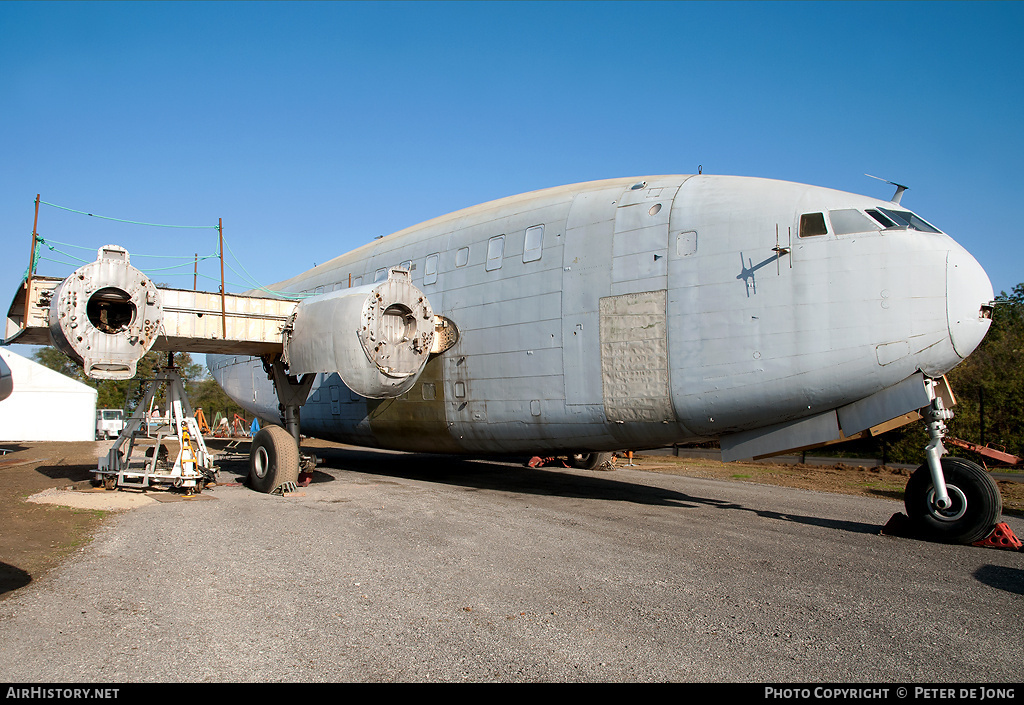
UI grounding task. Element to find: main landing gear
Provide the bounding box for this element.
[569,452,615,470]
[249,424,300,494]
[248,356,317,495]
[901,379,1003,544]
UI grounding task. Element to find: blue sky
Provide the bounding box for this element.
[2,1,1022,315]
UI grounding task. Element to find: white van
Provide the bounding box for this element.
[96,409,125,440]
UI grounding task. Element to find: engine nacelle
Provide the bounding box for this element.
[48,245,163,380]
[284,268,435,398]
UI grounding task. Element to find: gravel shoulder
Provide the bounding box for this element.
[1,439,1021,601]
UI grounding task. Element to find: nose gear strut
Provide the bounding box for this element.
[923,379,954,510]
[897,377,1004,545]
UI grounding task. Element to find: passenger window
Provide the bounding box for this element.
[486,235,505,271]
[799,213,828,237]
[400,260,412,271]
[425,253,439,285]
[455,247,469,268]
[523,225,543,263]
[829,209,880,235]
[374,268,387,283]
[352,276,362,287]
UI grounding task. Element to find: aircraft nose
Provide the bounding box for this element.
[947,245,994,359]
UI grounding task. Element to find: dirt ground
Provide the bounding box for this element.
[2,439,1022,600]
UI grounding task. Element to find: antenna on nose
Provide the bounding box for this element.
[865,174,909,204]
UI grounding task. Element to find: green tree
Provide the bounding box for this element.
[32,346,248,426]
[33,346,85,380]
[185,369,247,423]
[943,283,1024,459]
[33,348,204,412]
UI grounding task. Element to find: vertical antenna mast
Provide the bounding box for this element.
[865,174,909,204]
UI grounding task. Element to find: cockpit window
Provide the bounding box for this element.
[828,209,881,235]
[799,212,828,237]
[877,208,942,233]
[865,209,898,228]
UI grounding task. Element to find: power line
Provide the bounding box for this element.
[39,200,219,229]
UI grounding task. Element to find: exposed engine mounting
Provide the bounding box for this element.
[284,268,440,398]
[48,245,163,379]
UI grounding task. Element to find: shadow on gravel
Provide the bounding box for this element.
[306,446,882,537]
[973,564,1024,595]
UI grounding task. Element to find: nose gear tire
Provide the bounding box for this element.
[904,456,1002,544]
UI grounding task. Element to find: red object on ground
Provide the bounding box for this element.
[945,437,1023,467]
[973,522,1023,551]
[882,514,1021,551]
[527,456,569,468]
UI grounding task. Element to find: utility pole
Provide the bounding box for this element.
[22,194,40,328]
[219,218,226,339]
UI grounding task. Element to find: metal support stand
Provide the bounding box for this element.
[97,369,216,493]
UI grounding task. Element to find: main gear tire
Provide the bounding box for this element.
[569,452,615,470]
[249,425,300,494]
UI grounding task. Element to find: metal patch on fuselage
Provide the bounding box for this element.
[599,290,675,424]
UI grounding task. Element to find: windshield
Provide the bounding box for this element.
[829,209,881,235]
[877,207,942,234]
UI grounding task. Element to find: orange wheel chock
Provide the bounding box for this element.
[972,522,1023,551]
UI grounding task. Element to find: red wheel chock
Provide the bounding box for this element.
[527,456,570,468]
[972,522,1023,551]
[882,513,1022,550]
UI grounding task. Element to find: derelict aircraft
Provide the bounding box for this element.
[3,174,1000,544]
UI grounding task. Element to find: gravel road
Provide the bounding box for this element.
[1,448,1021,683]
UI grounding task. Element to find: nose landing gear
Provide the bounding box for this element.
[902,379,1003,544]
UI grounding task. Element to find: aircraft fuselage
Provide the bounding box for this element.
[209,175,993,458]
